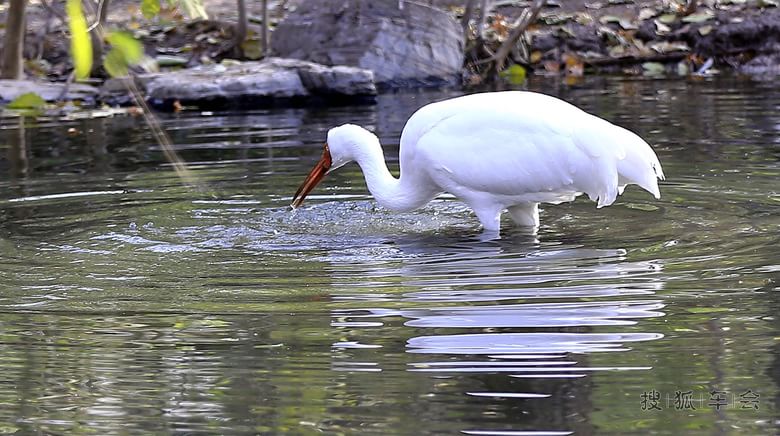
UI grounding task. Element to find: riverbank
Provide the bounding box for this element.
[1,0,778,111]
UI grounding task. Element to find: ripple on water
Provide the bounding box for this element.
[2,79,778,435]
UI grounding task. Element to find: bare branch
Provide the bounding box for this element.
[87,0,111,32]
[491,0,545,72]
[682,0,698,16]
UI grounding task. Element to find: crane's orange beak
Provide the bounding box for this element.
[291,144,332,209]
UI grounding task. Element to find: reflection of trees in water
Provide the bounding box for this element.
[481,371,595,434]
[3,117,32,225]
[7,117,27,180]
[84,117,111,174]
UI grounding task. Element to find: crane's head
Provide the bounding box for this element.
[291,124,377,208]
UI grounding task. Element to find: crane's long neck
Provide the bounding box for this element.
[353,141,439,212]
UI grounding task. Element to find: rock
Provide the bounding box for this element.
[271,58,377,97]
[689,10,780,58]
[272,0,464,88]
[0,79,99,104]
[102,58,376,110]
[739,53,780,75]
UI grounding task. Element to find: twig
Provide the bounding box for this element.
[124,77,197,186]
[682,0,698,16]
[56,71,76,101]
[489,0,546,72]
[87,0,110,32]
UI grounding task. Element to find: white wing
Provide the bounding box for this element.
[399,91,664,208]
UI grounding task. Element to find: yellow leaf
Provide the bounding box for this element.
[7,92,46,109]
[177,0,208,20]
[66,0,93,79]
[104,49,129,77]
[106,31,144,63]
[141,0,161,18]
[499,64,527,85]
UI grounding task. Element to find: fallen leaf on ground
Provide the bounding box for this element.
[682,10,715,23]
[642,62,665,75]
[649,41,690,53]
[677,61,689,75]
[657,13,677,24]
[599,15,621,24]
[654,19,672,34]
[638,8,657,20]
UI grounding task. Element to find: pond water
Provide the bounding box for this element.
[0,76,778,435]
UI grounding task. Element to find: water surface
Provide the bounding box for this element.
[0,76,778,434]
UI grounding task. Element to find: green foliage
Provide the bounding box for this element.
[176,0,208,20]
[63,0,207,80]
[66,0,93,80]
[6,92,46,110]
[104,31,145,77]
[499,64,527,85]
[143,0,209,20]
[141,0,161,19]
[104,50,128,77]
[107,32,144,62]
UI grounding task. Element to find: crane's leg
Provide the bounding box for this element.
[508,203,539,227]
[472,205,503,233]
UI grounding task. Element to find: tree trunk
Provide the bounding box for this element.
[234,0,247,57]
[1,0,28,79]
[261,0,269,56]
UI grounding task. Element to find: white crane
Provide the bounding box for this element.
[291,91,664,234]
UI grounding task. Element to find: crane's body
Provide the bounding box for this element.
[291,91,664,233]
